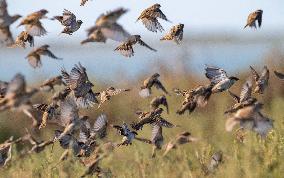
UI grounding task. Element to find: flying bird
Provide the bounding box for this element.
[98,87,130,108]
[80,0,89,6]
[150,95,169,114]
[17,9,48,36]
[25,45,62,68]
[137,4,170,32]
[244,10,263,29]
[205,66,239,93]
[250,66,269,94]
[115,35,156,57]
[139,73,168,98]
[8,31,34,48]
[0,0,22,45]
[160,24,184,44]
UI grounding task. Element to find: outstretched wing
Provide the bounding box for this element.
[205,66,228,84]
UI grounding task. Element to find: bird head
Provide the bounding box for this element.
[152,3,161,9]
[178,24,184,29]
[77,20,83,25]
[39,9,49,15]
[152,73,160,78]
[256,9,263,14]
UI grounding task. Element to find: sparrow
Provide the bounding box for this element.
[244,10,263,29]
[160,24,184,44]
[17,9,48,36]
[114,35,157,57]
[163,131,198,156]
[98,87,130,108]
[150,95,169,114]
[250,65,269,94]
[82,8,130,44]
[139,73,168,98]
[25,45,62,68]
[112,122,151,146]
[52,9,82,35]
[0,0,22,45]
[8,31,34,48]
[274,70,284,80]
[225,80,257,114]
[80,0,89,6]
[137,4,170,32]
[205,66,239,93]
[39,75,65,92]
[61,63,99,108]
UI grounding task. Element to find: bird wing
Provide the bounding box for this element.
[153,80,168,94]
[91,114,108,135]
[257,11,262,27]
[239,80,252,103]
[62,9,76,27]
[25,21,47,37]
[259,66,269,84]
[6,73,26,96]
[41,49,62,60]
[137,39,157,51]
[205,66,228,84]
[26,53,41,68]
[228,90,240,103]
[151,123,163,142]
[274,71,284,80]
[101,8,128,24]
[152,8,169,21]
[100,23,131,42]
[0,0,8,17]
[59,98,79,126]
[0,26,13,45]
[114,42,134,57]
[249,66,260,82]
[141,17,164,32]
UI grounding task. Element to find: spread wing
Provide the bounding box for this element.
[239,80,252,103]
[274,71,284,80]
[137,39,157,51]
[250,66,260,82]
[62,9,76,27]
[205,66,228,84]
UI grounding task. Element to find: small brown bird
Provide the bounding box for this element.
[53,9,82,35]
[40,75,65,92]
[0,0,22,45]
[98,87,130,108]
[150,95,169,114]
[115,35,157,57]
[163,131,198,156]
[137,4,170,32]
[160,24,184,44]
[244,10,263,29]
[82,8,130,44]
[61,63,99,108]
[80,0,89,6]
[274,70,284,80]
[25,45,62,68]
[17,9,48,36]
[207,151,223,172]
[139,73,168,98]
[250,65,269,94]
[8,31,34,48]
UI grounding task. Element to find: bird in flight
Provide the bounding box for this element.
[244,10,263,29]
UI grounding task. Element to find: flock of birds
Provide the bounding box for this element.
[0,1,283,177]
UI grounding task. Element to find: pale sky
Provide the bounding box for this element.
[7,0,284,38]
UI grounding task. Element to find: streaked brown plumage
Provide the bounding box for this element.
[98,87,130,108]
[33,102,59,129]
[139,73,168,98]
[115,35,157,57]
[40,76,65,92]
[250,65,269,94]
[150,95,169,114]
[137,4,170,33]
[17,9,48,37]
[244,10,263,29]
[8,31,34,48]
[25,45,62,68]
[161,24,184,44]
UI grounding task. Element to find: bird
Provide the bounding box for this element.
[97,87,130,108]
[274,70,284,80]
[25,45,62,68]
[250,66,269,94]
[225,80,257,114]
[163,131,198,156]
[80,154,104,178]
[207,151,223,172]
[114,35,157,57]
[80,0,89,6]
[0,80,8,98]
[17,9,48,37]
[150,123,163,158]
[61,63,99,108]
[137,4,170,33]
[8,31,34,48]
[150,95,169,114]
[139,73,168,98]
[39,75,66,92]
[81,8,130,44]
[52,9,83,35]
[33,102,59,129]
[205,66,239,93]
[244,10,263,29]
[0,0,22,45]
[160,24,184,44]
[112,122,151,146]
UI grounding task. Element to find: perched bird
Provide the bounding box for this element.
[163,131,198,156]
[205,66,239,93]
[52,9,83,35]
[112,122,151,146]
[137,4,170,32]
[160,24,184,44]
[98,87,130,108]
[114,35,156,57]
[39,75,65,92]
[150,95,169,114]
[25,45,62,68]
[61,63,99,108]
[244,10,263,29]
[139,73,168,98]
[17,9,48,36]
[250,66,269,94]
[8,31,34,48]
[274,70,284,80]
[81,8,130,44]
[225,80,257,114]
[0,0,22,45]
